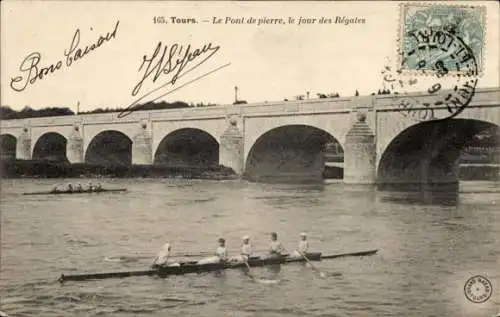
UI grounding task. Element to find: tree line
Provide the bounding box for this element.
[1,106,74,120]
[0,101,219,120]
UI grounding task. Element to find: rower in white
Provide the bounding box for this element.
[269,232,287,257]
[216,238,228,262]
[197,237,228,265]
[292,232,309,258]
[240,235,252,261]
[152,243,180,267]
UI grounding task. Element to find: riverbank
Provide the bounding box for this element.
[459,164,499,181]
[0,160,497,181]
[0,160,238,180]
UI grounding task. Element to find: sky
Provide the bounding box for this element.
[1,1,499,112]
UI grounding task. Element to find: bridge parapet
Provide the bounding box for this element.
[373,87,500,110]
[240,97,354,117]
[1,88,497,128]
[1,96,357,129]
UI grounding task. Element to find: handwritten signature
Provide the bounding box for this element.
[118,42,229,118]
[10,21,120,93]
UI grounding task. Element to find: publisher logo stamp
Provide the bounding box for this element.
[464,275,493,303]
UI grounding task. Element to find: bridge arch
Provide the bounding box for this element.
[85,130,132,165]
[153,128,219,167]
[32,132,68,162]
[244,124,343,183]
[0,134,17,160]
[377,119,499,185]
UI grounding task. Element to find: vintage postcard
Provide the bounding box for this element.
[0,1,499,317]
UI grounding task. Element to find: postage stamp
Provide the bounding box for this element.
[381,3,486,122]
[399,3,486,76]
[382,34,479,122]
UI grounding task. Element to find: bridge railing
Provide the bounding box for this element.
[240,97,353,116]
[373,87,500,109]
[1,87,498,128]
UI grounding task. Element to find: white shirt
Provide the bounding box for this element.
[216,246,227,260]
[154,243,171,266]
[241,243,251,256]
[269,240,285,254]
[298,240,309,253]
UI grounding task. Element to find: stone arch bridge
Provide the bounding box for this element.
[1,88,498,185]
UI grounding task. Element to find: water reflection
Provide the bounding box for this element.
[2,178,499,317]
[377,183,459,206]
[249,183,327,209]
[265,264,282,275]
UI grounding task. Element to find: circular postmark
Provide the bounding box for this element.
[382,26,479,122]
[464,275,493,303]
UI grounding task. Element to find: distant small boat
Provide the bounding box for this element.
[23,188,127,196]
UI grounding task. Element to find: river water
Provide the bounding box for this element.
[1,178,499,317]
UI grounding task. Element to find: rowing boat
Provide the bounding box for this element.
[23,188,127,196]
[58,249,377,282]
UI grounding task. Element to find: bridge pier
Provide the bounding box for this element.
[16,127,32,160]
[132,121,153,165]
[67,124,84,163]
[343,112,376,184]
[219,117,244,175]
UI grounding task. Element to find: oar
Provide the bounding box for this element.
[130,252,214,260]
[242,257,279,284]
[171,252,214,258]
[149,249,285,259]
[242,259,257,281]
[172,250,273,258]
[298,251,326,278]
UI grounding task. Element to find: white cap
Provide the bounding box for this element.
[242,235,250,240]
[300,232,307,236]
